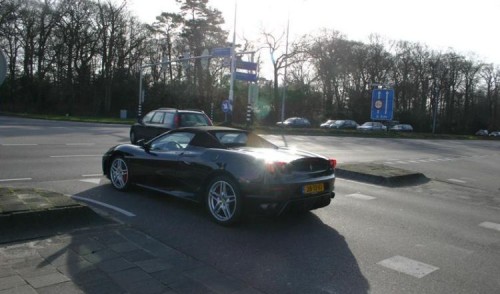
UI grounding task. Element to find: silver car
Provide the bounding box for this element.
[357,122,387,131]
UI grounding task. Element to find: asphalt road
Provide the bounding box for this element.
[1,115,500,293]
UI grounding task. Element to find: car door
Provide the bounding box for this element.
[144,111,167,140]
[142,131,197,199]
[133,111,155,141]
[176,131,225,198]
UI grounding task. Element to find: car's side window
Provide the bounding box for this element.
[163,113,175,128]
[150,112,165,124]
[179,113,209,127]
[150,132,195,151]
[142,111,155,123]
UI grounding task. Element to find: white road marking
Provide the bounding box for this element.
[377,255,439,278]
[346,193,376,200]
[50,155,100,158]
[1,144,38,146]
[71,195,136,217]
[337,178,382,189]
[82,174,103,177]
[448,179,467,184]
[80,178,101,185]
[0,178,32,182]
[479,222,500,232]
[66,143,95,146]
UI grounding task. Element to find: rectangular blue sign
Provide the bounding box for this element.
[371,89,394,120]
[234,72,257,82]
[236,61,258,71]
[211,47,232,57]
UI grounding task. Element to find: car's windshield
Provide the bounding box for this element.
[179,113,211,127]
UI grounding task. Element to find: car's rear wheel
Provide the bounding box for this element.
[110,156,130,191]
[206,176,242,225]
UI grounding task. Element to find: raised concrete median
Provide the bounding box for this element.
[336,163,429,187]
[0,186,111,244]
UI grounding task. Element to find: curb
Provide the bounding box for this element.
[336,163,429,187]
[0,187,112,244]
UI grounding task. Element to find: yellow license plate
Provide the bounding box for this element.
[303,183,325,194]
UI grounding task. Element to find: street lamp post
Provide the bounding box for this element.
[281,13,290,124]
[227,1,237,124]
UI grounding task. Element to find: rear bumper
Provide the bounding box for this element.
[243,177,335,216]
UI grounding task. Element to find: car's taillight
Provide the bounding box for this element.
[266,162,287,174]
[329,159,337,169]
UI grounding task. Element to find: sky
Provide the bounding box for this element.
[129,0,500,78]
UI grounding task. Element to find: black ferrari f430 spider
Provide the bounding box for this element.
[103,126,336,225]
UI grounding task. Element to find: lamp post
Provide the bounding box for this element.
[281,12,290,124]
[228,1,237,123]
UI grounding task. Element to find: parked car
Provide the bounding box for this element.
[382,120,400,129]
[129,108,212,144]
[276,117,311,128]
[103,126,336,225]
[320,120,336,128]
[489,131,500,137]
[475,129,489,136]
[389,124,414,132]
[357,122,387,131]
[330,120,359,129]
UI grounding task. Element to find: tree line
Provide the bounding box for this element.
[1,0,499,133]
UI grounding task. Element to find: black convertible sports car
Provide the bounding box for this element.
[103,126,336,225]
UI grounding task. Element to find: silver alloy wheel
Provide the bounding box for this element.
[110,157,129,190]
[208,180,237,222]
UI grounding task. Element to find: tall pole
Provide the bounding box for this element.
[281,11,290,123]
[138,69,143,118]
[228,1,237,111]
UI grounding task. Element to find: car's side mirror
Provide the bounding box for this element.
[137,139,148,149]
[138,117,144,124]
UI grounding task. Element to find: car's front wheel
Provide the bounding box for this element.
[206,176,242,225]
[130,130,137,144]
[109,156,130,191]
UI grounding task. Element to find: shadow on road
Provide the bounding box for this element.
[64,184,370,293]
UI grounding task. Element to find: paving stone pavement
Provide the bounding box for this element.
[0,226,262,294]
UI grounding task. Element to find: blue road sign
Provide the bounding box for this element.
[211,47,232,57]
[234,72,257,82]
[371,89,394,120]
[222,99,232,113]
[236,60,258,71]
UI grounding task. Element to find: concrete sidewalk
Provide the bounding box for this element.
[0,187,261,293]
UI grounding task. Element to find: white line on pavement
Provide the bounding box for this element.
[448,179,467,184]
[337,178,382,189]
[377,255,439,278]
[80,178,101,185]
[50,155,101,158]
[479,222,500,232]
[346,193,376,200]
[71,195,136,217]
[0,178,32,182]
[66,143,95,146]
[82,174,103,177]
[1,144,38,146]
